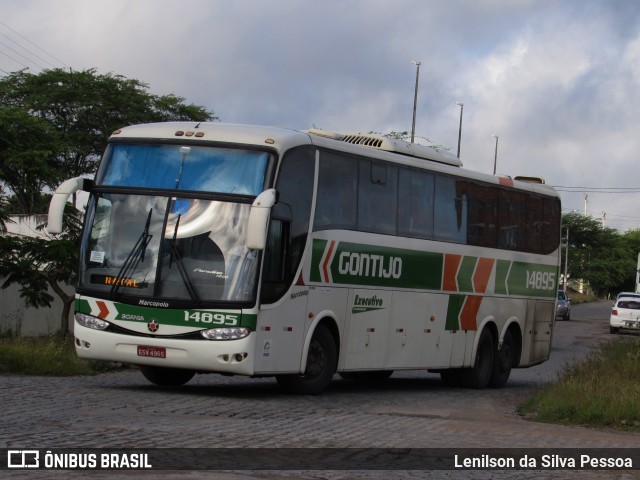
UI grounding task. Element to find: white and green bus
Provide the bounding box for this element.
[48,122,561,394]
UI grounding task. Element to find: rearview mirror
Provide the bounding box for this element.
[246,189,277,250]
[48,177,93,234]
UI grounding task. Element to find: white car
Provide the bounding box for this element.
[609,296,640,334]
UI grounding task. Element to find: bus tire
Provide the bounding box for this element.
[339,370,393,381]
[461,328,494,389]
[140,366,195,386]
[488,330,514,388]
[276,324,337,395]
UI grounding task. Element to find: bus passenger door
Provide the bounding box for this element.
[254,286,309,374]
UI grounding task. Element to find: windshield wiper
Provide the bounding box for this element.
[110,208,153,299]
[167,214,202,307]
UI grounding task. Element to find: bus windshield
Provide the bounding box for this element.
[79,194,259,304]
[96,143,269,195]
[77,142,273,305]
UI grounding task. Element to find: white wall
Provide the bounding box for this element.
[1,214,74,336]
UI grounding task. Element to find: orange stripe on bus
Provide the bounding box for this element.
[322,240,336,283]
[443,254,462,292]
[473,257,495,293]
[96,300,110,319]
[460,296,483,330]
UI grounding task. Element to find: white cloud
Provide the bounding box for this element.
[2,0,640,228]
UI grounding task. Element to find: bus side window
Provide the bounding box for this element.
[398,168,434,239]
[467,183,497,248]
[434,177,467,243]
[314,152,357,231]
[542,197,561,254]
[358,160,398,235]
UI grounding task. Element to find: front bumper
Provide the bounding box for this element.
[74,321,256,375]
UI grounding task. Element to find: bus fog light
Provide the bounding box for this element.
[200,327,250,340]
[75,313,110,330]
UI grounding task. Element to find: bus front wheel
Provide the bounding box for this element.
[276,324,337,395]
[140,366,195,386]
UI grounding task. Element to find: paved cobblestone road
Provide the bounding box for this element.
[2,301,639,479]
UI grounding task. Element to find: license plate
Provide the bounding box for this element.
[137,345,166,358]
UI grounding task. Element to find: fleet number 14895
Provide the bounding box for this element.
[526,270,556,291]
[183,311,239,325]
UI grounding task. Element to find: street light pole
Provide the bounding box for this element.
[564,227,569,292]
[456,101,464,158]
[411,61,421,143]
[492,134,499,174]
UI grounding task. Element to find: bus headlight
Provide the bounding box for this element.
[200,327,250,341]
[75,313,110,330]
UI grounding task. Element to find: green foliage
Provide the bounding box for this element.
[0,107,61,213]
[520,338,640,431]
[562,212,640,296]
[0,68,216,336]
[0,68,216,191]
[0,205,82,336]
[0,336,117,375]
[0,194,10,233]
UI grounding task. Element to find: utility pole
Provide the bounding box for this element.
[583,194,588,215]
[410,61,421,143]
[492,135,499,174]
[456,102,464,158]
[564,227,569,292]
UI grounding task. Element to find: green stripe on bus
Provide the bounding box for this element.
[446,294,465,331]
[457,256,477,293]
[312,239,443,289]
[75,299,256,330]
[311,239,557,297]
[495,260,510,295]
[310,239,328,283]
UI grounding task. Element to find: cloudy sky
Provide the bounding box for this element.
[2,0,640,230]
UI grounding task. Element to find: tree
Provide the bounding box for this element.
[0,68,216,197]
[0,205,82,338]
[0,107,60,214]
[0,194,11,233]
[0,68,216,336]
[562,212,636,297]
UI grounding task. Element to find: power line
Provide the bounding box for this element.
[0,39,47,70]
[0,20,70,72]
[0,32,57,68]
[0,49,30,70]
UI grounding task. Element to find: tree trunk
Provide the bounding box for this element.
[48,278,74,338]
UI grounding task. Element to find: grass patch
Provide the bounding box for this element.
[0,336,119,376]
[566,291,597,305]
[520,336,640,431]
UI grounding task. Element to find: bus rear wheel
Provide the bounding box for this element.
[488,330,514,388]
[276,324,337,395]
[461,328,494,389]
[140,366,195,386]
